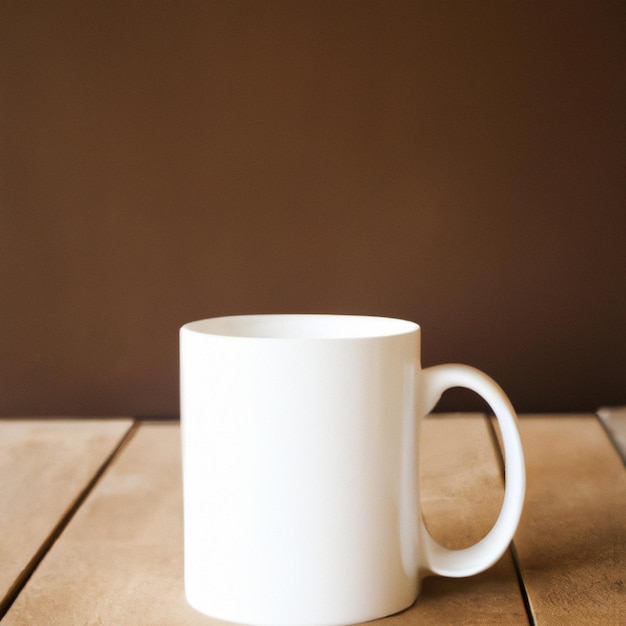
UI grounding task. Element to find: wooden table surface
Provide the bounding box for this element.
[1,412,624,625]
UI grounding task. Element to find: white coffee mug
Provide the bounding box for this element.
[180,314,525,626]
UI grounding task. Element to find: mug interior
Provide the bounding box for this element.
[183,314,419,339]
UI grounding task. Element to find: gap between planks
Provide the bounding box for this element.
[596,406,626,466]
[0,421,140,620]
[485,415,535,626]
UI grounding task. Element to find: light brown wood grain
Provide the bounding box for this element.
[0,418,134,613]
[501,415,626,625]
[4,416,526,625]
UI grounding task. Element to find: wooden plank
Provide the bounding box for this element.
[597,406,626,464]
[0,418,134,614]
[4,417,526,625]
[502,415,626,625]
[2,422,214,626]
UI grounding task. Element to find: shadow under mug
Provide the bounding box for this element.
[180,314,525,626]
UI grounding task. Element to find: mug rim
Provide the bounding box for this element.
[181,314,420,340]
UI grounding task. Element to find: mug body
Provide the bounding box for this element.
[180,314,422,626]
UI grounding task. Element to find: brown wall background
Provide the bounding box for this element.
[1,1,624,417]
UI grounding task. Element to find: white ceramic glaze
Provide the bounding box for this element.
[180,314,525,626]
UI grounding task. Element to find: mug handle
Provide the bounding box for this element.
[418,364,525,577]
